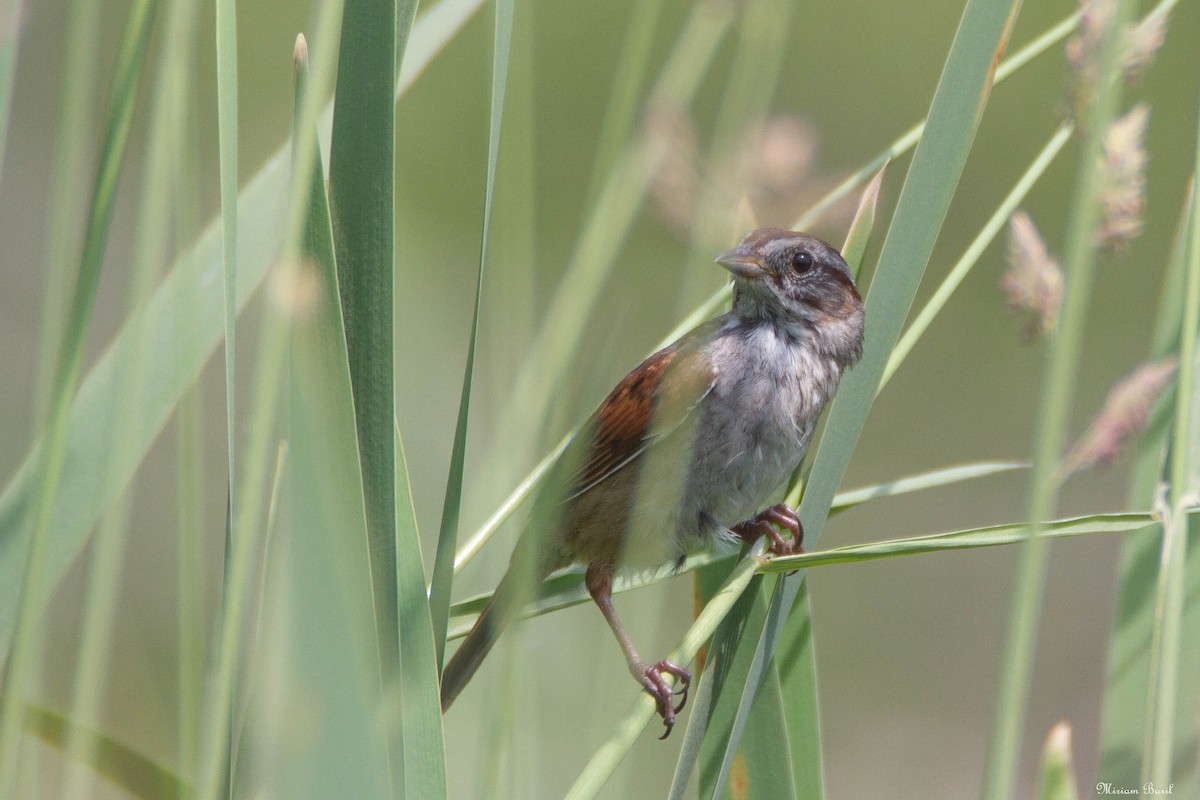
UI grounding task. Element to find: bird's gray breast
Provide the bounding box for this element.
[677,321,839,552]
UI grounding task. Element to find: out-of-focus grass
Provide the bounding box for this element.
[0,0,1198,797]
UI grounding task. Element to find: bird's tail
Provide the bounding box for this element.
[440,565,532,712]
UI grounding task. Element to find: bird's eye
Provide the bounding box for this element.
[792,251,814,272]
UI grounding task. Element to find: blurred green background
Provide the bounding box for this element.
[2,0,1198,796]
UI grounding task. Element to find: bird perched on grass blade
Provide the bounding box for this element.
[440,228,865,736]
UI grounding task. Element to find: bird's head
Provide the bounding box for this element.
[716,227,865,363]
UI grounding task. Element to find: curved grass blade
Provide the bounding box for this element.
[429,0,516,668]
[55,0,205,795]
[1092,13,1188,783]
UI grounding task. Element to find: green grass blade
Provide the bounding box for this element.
[0,0,480,671]
[1140,94,1200,791]
[1097,178,1194,792]
[394,424,448,797]
[0,0,158,789]
[706,1,1026,792]
[213,0,238,788]
[982,0,1135,792]
[32,0,104,427]
[23,704,187,799]
[446,460,1025,634]
[259,43,388,795]
[429,0,515,668]
[759,513,1158,573]
[329,0,400,753]
[448,513,1156,636]
[215,0,238,575]
[830,461,1027,512]
[777,580,822,798]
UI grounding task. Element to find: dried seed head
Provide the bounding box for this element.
[1122,13,1167,80]
[1065,0,1116,108]
[1002,211,1063,338]
[1060,356,1178,478]
[1097,104,1149,249]
[1066,1,1166,121]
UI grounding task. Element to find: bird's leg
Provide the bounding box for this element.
[585,563,690,739]
[731,503,804,556]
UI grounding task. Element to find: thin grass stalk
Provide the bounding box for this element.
[176,385,205,790]
[173,19,206,795]
[882,121,1074,390]
[429,0,515,667]
[193,313,288,800]
[0,0,158,790]
[214,0,237,786]
[1141,109,1200,791]
[32,0,105,428]
[981,0,1136,796]
[214,0,239,697]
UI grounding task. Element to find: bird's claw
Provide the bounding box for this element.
[637,660,691,738]
[731,503,805,556]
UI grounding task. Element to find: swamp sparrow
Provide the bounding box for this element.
[440,228,865,736]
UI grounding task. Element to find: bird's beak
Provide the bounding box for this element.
[715,244,767,280]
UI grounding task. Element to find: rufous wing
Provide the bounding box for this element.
[569,324,718,500]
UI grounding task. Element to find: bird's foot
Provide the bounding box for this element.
[731,503,804,556]
[636,659,691,739]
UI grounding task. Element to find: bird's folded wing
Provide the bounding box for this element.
[567,329,717,501]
